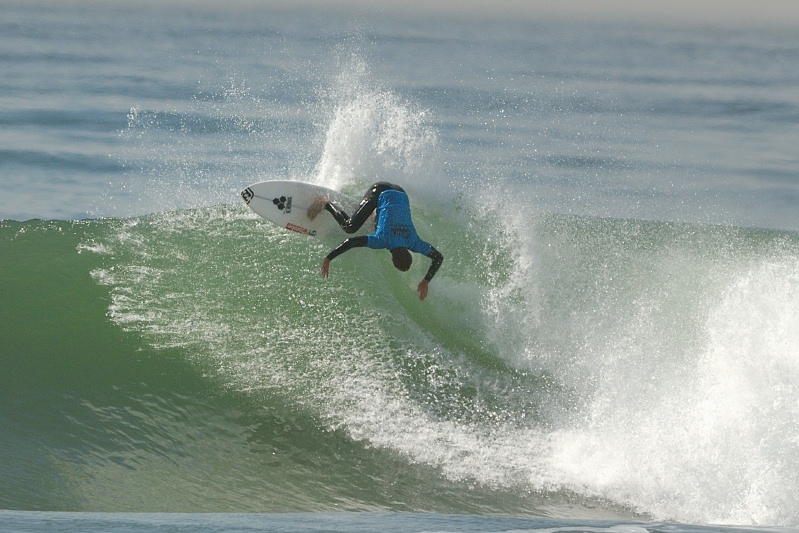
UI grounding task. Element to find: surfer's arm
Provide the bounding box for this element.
[424,247,443,282]
[327,235,368,261]
[417,247,443,301]
[320,236,368,278]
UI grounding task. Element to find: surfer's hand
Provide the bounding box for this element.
[320,257,331,279]
[417,279,429,301]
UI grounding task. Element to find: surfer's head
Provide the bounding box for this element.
[390,248,412,271]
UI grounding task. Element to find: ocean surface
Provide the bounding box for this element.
[2,1,799,531]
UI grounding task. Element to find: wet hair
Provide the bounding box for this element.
[390,248,412,272]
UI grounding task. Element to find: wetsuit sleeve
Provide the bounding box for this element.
[424,246,443,281]
[326,235,369,261]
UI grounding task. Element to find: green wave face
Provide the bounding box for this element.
[2,210,799,523]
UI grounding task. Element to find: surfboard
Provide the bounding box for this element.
[240,180,362,237]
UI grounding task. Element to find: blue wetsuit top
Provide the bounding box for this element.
[366,190,433,255]
[324,184,443,281]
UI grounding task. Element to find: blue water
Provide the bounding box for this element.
[2,1,799,531]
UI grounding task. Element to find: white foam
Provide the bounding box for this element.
[313,51,440,198]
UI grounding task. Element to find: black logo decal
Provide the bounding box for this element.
[241,187,254,204]
[390,225,411,240]
[273,196,292,213]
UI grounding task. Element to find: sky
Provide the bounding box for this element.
[180,0,799,27]
[20,0,799,28]
[454,0,799,26]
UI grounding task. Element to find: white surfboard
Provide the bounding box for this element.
[241,180,362,237]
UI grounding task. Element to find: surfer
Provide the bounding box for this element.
[307,182,443,301]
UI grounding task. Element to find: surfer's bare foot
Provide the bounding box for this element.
[307,197,327,220]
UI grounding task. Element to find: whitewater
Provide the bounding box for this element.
[2,1,799,531]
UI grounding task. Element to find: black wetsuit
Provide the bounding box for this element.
[325,182,444,281]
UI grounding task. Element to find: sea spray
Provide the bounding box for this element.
[311,50,442,202]
[485,211,799,524]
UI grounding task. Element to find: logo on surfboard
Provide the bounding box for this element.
[285,222,316,236]
[273,195,292,213]
[241,187,254,204]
